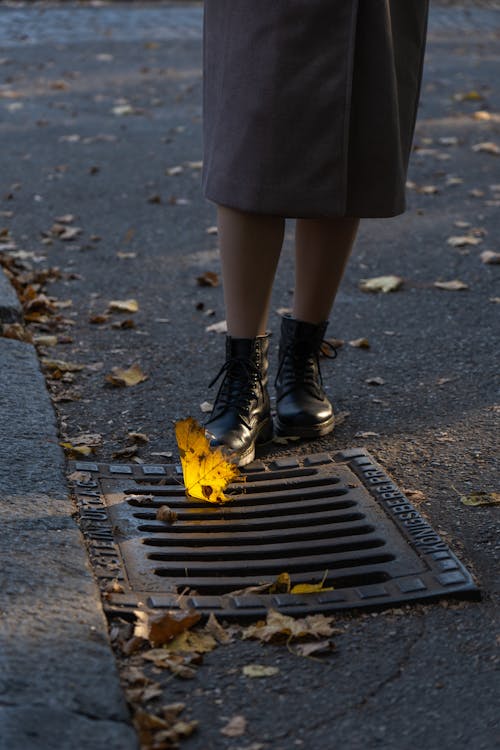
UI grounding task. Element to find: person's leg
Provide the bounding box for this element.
[217,205,285,337]
[275,216,360,437]
[205,205,285,465]
[293,216,360,323]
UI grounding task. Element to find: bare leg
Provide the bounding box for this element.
[293,217,360,324]
[217,204,285,337]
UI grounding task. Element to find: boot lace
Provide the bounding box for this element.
[208,357,264,422]
[275,339,337,401]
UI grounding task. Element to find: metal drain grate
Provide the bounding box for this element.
[71,449,478,617]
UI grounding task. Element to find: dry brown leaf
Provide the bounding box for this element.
[242,609,336,643]
[1,323,33,343]
[71,432,102,447]
[163,630,217,654]
[242,664,280,678]
[403,488,427,504]
[348,337,370,349]
[205,613,233,644]
[480,251,500,265]
[359,275,403,293]
[105,363,148,387]
[41,358,85,372]
[107,299,139,313]
[33,334,58,346]
[196,271,219,287]
[156,505,177,524]
[89,314,109,324]
[112,445,138,459]
[111,318,136,330]
[447,235,482,247]
[220,715,247,738]
[472,141,500,155]
[433,280,469,291]
[134,609,201,647]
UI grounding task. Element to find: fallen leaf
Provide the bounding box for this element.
[242,609,336,643]
[60,442,93,457]
[166,165,184,176]
[403,488,427,504]
[89,314,109,324]
[290,582,334,595]
[107,299,139,313]
[480,251,500,265]
[359,275,403,293]
[41,358,85,372]
[269,572,291,594]
[433,280,469,291]
[112,445,138,459]
[175,417,242,503]
[365,377,385,386]
[355,431,380,438]
[33,334,58,346]
[111,318,136,330]
[200,401,213,413]
[438,136,459,146]
[134,609,201,647]
[472,141,500,155]
[116,251,137,259]
[447,235,482,247]
[156,505,177,524]
[490,297,500,304]
[1,323,32,343]
[206,225,218,235]
[165,630,217,654]
[105,363,148,387]
[70,432,102,447]
[460,491,500,507]
[348,337,370,349]
[417,184,439,194]
[243,664,280,678]
[205,319,227,334]
[205,613,233,644]
[293,640,334,658]
[128,431,149,443]
[453,90,483,101]
[220,715,247,738]
[196,271,219,287]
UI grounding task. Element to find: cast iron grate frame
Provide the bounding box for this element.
[70,449,478,618]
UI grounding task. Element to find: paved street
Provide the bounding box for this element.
[0,3,499,749]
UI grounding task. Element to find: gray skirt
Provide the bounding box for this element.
[202,0,429,218]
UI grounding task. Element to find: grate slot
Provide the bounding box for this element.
[146,536,386,562]
[137,510,364,534]
[152,568,391,595]
[126,482,349,508]
[132,495,354,521]
[153,550,395,576]
[140,521,376,546]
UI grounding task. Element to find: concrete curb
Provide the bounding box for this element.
[0,338,138,750]
[0,267,22,324]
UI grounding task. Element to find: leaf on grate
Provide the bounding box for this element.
[291,571,333,595]
[134,608,201,647]
[105,363,148,387]
[175,416,242,503]
[156,505,177,524]
[242,609,337,643]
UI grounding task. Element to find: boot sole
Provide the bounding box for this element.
[233,418,274,467]
[274,415,335,439]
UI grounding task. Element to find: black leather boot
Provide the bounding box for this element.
[275,315,336,438]
[205,334,273,466]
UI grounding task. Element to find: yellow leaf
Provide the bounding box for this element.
[460,491,500,507]
[359,275,403,293]
[242,664,280,678]
[291,582,334,595]
[269,572,291,594]
[60,442,93,457]
[105,363,148,387]
[175,417,242,503]
[107,298,139,313]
